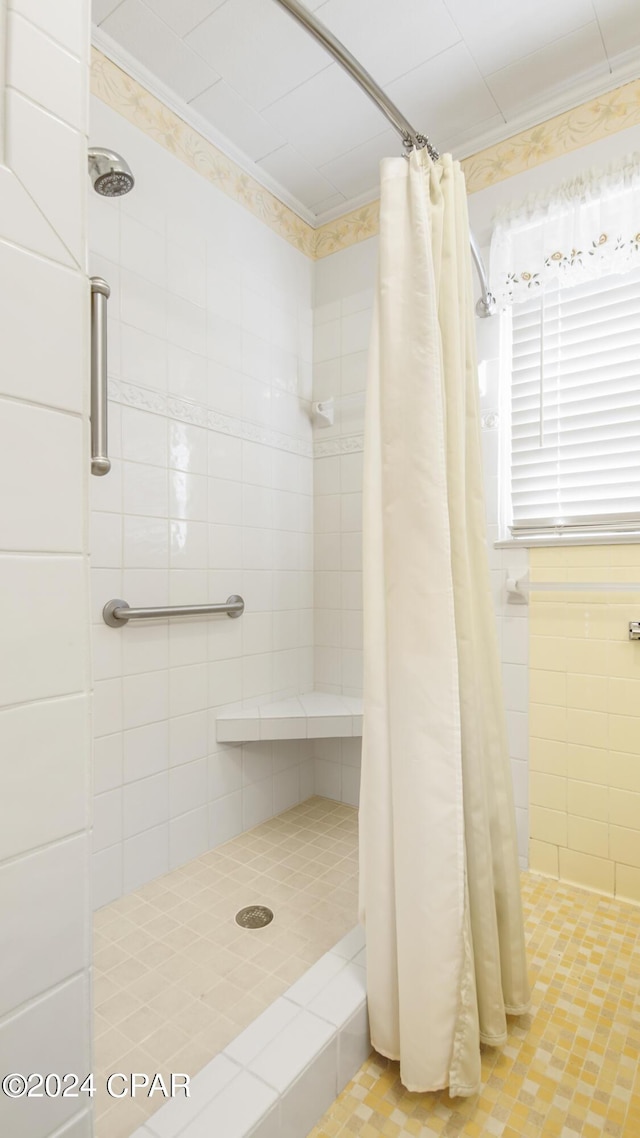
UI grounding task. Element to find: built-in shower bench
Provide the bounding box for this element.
[216,691,363,742]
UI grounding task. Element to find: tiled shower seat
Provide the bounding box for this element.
[216,692,363,743]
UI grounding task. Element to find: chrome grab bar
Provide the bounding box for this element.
[90,276,111,476]
[103,595,245,627]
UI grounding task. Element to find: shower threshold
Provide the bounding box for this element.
[93,797,362,1138]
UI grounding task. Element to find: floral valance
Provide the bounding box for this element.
[489,153,640,305]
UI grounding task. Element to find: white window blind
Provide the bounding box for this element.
[508,264,640,538]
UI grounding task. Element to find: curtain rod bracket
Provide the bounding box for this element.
[476,292,496,318]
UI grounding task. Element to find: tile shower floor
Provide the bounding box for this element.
[93,797,358,1138]
[310,873,640,1138]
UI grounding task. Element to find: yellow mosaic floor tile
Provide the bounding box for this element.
[308,873,640,1138]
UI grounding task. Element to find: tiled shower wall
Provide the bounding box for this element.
[89,98,315,908]
[311,241,529,863]
[0,2,93,1136]
[312,244,373,808]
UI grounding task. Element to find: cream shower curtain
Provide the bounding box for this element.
[360,149,530,1096]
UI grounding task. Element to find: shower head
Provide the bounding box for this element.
[88,148,135,197]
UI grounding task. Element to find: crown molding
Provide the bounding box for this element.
[91,29,640,260]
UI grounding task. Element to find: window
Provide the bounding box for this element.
[506,264,640,541]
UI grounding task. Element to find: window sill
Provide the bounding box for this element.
[495,533,640,549]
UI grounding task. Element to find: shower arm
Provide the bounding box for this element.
[272,0,496,317]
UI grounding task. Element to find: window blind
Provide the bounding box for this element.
[508,265,640,537]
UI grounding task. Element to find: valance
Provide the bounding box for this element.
[490,153,640,305]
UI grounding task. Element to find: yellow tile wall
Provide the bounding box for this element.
[529,545,640,903]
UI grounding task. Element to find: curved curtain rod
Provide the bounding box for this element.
[272,0,496,317]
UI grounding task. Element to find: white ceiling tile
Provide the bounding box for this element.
[189,80,285,161]
[318,128,400,200]
[257,145,339,209]
[143,0,227,38]
[485,22,609,115]
[385,43,501,152]
[92,0,124,21]
[443,0,598,75]
[310,0,460,85]
[262,63,385,168]
[185,0,331,110]
[101,0,218,101]
[592,0,640,58]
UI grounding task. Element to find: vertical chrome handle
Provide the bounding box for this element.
[90,276,111,476]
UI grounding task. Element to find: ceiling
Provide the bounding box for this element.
[92,0,640,223]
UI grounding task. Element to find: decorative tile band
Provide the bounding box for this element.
[91,48,640,262]
[314,434,364,458]
[108,378,314,457]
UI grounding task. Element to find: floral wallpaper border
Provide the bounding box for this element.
[462,77,640,195]
[91,49,640,262]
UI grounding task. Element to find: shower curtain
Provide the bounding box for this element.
[359,149,530,1096]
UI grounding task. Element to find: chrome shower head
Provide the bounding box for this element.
[88,147,135,197]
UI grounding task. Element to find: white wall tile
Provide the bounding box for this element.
[123,771,169,837]
[170,711,209,767]
[2,0,91,1101]
[0,556,87,708]
[0,976,89,1138]
[243,776,274,829]
[0,696,88,861]
[0,837,87,1017]
[249,1009,335,1093]
[121,324,167,390]
[169,805,208,869]
[94,788,123,852]
[124,461,169,518]
[122,407,168,467]
[0,242,85,411]
[91,511,123,569]
[8,11,84,127]
[337,1003,371,1090]
[123,671,169,730]
[124,720,169,782]
[169,758,207,817]
[278,1040,338,1138]
[7,90,85,266]
[93,844,123,910]
[123,823,169,892]
[209,790,243,847]
[95,731,123,795]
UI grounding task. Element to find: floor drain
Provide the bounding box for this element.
[235,905,274,929]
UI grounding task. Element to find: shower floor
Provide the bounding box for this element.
[310,873,640,1138]
[92,796,358,1138]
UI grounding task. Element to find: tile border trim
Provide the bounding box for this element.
[314,434,365,458]
[108,378,314,457]
[91,48,640,261]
